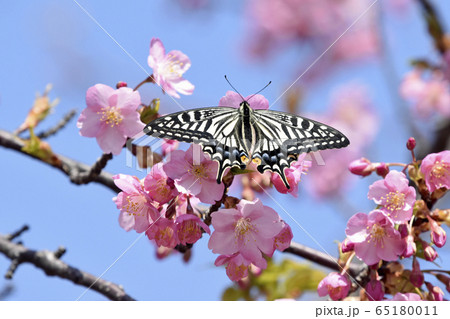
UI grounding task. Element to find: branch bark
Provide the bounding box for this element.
[0,226,135,301]
[0,129,119,193]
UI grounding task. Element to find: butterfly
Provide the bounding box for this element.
[144,100,350,189]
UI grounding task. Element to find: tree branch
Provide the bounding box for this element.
[283,241,366,278]
[0,226,135,301]
[0,129,119,193]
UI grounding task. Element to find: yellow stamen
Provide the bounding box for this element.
[98,106,123,127]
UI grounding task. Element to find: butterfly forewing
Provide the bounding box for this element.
[144,107,248,182]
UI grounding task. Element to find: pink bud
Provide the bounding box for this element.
[116,81,128,88]
[375,163,389,178]
[423,242,438,261]
[403,235,417,258]
[427,216,447,248]
[398,224,409,238]
[341,238,354,253]
[365,280,384,301]
[410,258,424,288]
[426,282,444,301]
[407,137,416,151]
[349,158,373,177]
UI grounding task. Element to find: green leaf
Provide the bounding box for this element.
[140,98,160,124]
[230,167,255,175]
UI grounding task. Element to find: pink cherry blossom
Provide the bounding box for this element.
[392,292,422,301]
[77,84,144,155]
[365,280,384,301]
[147,38,194,98]
[272,154,311,196]
[208,199,283,268]
[144,163,178,205]
[176,214,210,245]
[112,174,159,233]
[403,235,416,258]
[400,70,450,118]
[145,217,178,248]
[420,150,450,193]
[345,210,406,265]
[273,221,293,251]
[218,91,269,109]
[367,170,416,223]
[215,253,252,282]
[163,145,224,204]
[317,272,351,301]
[348,158,374,177]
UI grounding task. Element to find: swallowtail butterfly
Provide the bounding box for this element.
[144,101,349,189]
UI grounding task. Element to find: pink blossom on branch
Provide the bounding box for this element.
[272,153,311,197]
[77,84,144,155]
[317,272,351,301]
[144,162,178,206]
[208,199,283,268]
[163,145,224,204]
[176,214,210,245]
[420,150,450,193]
[148,38,194,98]
[145,217,178,249]
[367,170,416,223]
[215,253,252,282]
[112,174,159,233]
[391,292,422,301]
[345,210,406,265]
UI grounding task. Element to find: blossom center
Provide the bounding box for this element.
[384,191,405,212]
[235,217,254,238]
[431,161,449,179]
[189,164,208,179]
[163,54,184,78]
[98,106,123,127]
[125,194,146,216]
[369,224,386,242]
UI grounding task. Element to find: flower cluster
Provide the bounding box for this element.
[318,139,449,301]
[208,199,292,281]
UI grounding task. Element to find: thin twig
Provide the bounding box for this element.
[37,109,77,139]
[0,226,135,301]
[69,153,113,184]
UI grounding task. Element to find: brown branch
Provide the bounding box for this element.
[0,129,119,193]
[0,226,135,301]
[283,241,366,278]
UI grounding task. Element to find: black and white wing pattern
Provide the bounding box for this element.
[144,107,249,182]
[250,109,349,187]
[144,105,350,189]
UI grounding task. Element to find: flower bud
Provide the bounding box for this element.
[116,81,128,88]
[365,280,384,301]
[398,224,409,238]
[375,163,389,178]
[349,158,373,177]
[407,137,416,151]
[403,235,417,258]
[341,238,355,253]
[427,216,447,248]
[410,258,424,288]
[423,242,438,261]
[426,282,444,301]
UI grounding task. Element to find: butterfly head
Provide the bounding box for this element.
[238,100,253,117]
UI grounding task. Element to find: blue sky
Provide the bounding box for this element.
[1,1,449,300]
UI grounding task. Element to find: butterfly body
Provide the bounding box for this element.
[144,101,350,189]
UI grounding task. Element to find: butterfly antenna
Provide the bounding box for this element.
[247,81,272,102]
[224,75,245,101]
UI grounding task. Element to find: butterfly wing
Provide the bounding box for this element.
[251,109,350,188]
[144,107,247,183]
